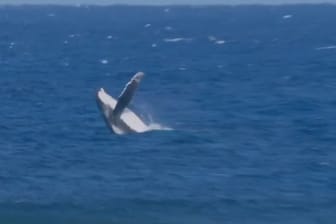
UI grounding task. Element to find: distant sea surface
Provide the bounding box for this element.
[0,5,336,224]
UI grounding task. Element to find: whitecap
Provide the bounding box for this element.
[100,59,109,64]
[151,43,157,48]
[208,36,226,45]
[164,8,170,13]
[63,40,69,44]
[208,36,217,42]
[316,45,336,50]
[165,26,173,31]
[48,13,55,17]
[68,34,78,38]
[319,161,330,166]
[283,14,293,19]
[163,38,192,43]
[106,35,113,39]
[9,42,15,49]
[144,23,151,28]
[215,40,226,45]
[283,75,292,80]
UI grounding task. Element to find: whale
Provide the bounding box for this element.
[96,72,150,135]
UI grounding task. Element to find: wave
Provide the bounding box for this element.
[164,26,173,31]
[100,59,109,64]
[208,36,226,45]
[316,45,336,50]
[215,40,226,45]
[163,37,192,43]
[282,14,293,19]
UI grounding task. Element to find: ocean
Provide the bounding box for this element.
[0,4,336,224]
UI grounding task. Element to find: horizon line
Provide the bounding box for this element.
[0,2,335,6]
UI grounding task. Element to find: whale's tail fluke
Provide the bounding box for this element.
[112,72,145,118]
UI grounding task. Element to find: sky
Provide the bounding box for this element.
[0,0,335,5]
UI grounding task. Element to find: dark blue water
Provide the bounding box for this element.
[1,4,336,223]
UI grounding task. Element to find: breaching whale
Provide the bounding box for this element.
[96,72,150,135]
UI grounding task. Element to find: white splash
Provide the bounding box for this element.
[316,45,336,50]
[147,122,173,132]
[145,114,173,132]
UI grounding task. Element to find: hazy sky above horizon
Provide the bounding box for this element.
[0,0,335,5]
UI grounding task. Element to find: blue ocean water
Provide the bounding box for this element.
[0,4,336,223]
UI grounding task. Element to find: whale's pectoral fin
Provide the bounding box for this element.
[113,72,144,118]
